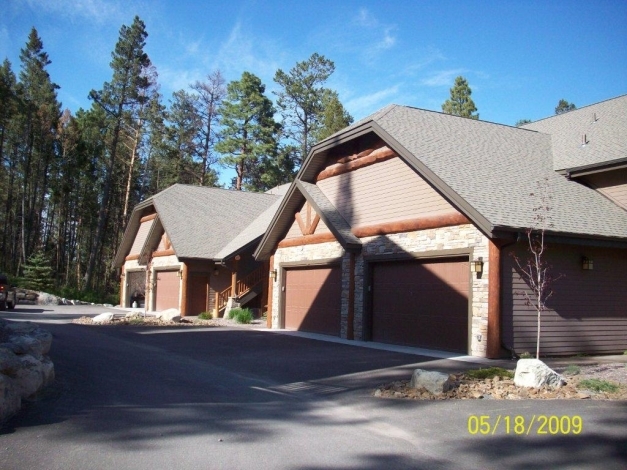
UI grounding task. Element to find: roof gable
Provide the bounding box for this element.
[114,184,280,267]
[256,96,627,259]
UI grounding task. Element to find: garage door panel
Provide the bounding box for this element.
[155,270,180,311]
[285,266,341,336]
[372,258,469,352]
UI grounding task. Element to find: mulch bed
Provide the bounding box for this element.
[374,363,627,400]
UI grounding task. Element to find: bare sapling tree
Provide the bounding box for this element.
[512,177,562,359]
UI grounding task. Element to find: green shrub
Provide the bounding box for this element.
[198,312,212,320]
[565,364,581,376]
[128,317,145,326]
[234,308,253,324]
[466,367,514,380]
[519,352,533,359]
[578,379,619,393]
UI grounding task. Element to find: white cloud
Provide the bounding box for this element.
[421,69,467,87]
[346,85,400,118]
[212,21,283,83]
[24,0,127,25]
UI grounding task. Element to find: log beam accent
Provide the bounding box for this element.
[152,248,175,258]
[352,213,470,238]
[119,271,125,307]
[295,206,321,235]
[347,253,355,340]
[487,240,502,359]
[267,256,274,329]
[316,146,397,181]
[140,213,157,223]
[180,263,189,317]
[278,233,337,248]
[125,254,140,261]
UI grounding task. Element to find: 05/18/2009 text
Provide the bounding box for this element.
[467,415,582,436]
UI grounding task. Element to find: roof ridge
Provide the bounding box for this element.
[524,94,627,125]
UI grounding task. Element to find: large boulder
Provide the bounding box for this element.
[156,308,181,322]
[0,320,55,422]
[514,359,566,388]
[409,369,453,395]
[92,312,114,323]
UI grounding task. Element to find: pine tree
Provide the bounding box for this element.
[441,76,479,119]
[274,53,336,165]
[312,89,353,142]
[216,72,279,191]
[191,70,225,186]
[22,250,54,292]
[555,99,576,115]
[85,16,153,290]
[17,28,61,267]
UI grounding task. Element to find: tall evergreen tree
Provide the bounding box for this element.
[191,70,225,186]
[274,53,336,166]
[216,72,279,191]
[312,89,353,142]
[86,16,153,290]
[441,76,479,119]
[17,28,61,268]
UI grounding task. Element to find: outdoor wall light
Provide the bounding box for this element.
[270,269,277,281]
[470,258,483,274]
[582,257,593,270]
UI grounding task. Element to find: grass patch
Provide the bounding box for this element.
[466,367,514,380]
[198,311,212,320]
[564,364,581,376]
[519,352,533,359]
[578,379,619,393]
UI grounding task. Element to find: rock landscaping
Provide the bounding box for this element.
[0,319,55,422]
[72,313,266,328]
[374,362,627,400]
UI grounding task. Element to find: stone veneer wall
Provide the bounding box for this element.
[358,224,490,357]
[271,242,345,329]
[271,224,490,357]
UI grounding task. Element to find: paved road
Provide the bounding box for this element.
[1,306,626,469]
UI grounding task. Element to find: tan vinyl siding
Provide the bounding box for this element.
[502,244,627,356]
[582,168,627,210]
[317,156,459,228]
[129,219,154,255]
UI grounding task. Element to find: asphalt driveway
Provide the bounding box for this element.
[1,306,626,469]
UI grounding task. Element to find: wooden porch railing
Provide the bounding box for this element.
[215,266,265,313]
[236,267,265,298]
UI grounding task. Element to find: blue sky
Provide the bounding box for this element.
[2,0,626,132]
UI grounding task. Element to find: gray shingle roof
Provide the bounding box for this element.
[372,104,627,240]
[255,96,627,260]
[114,184,280,266]
[521,95,627,172]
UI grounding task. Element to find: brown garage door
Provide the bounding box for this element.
[284,266,341,336]
[155,270,180,311]
[372,258,469,352]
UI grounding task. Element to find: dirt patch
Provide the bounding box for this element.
[375,363,627,400]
